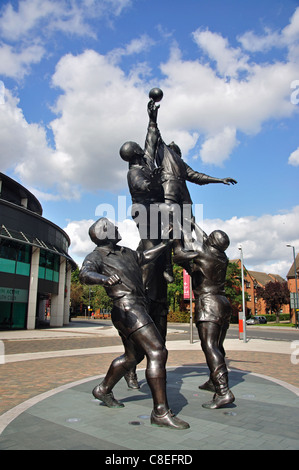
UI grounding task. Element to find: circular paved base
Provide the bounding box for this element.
[0,366,298,450]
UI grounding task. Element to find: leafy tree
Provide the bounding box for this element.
[92,285,112,311]
[70,268,84,313]
[70,267,112,313]
[225,261,249,321]
[167,261,248,321]
[256,281,289,323]
[167,264,186,312]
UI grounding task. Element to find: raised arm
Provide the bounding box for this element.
[143,99,161,168]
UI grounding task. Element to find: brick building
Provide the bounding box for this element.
[230,259,290,318]
[286,253,299,324]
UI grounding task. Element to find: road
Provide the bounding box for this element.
[71,318,299,343]
[168,322,299,343]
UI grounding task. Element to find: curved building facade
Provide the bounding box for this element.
[0,172,76,330]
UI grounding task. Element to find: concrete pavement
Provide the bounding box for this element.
[0,321,299,450]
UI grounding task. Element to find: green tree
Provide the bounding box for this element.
[92,285,112,311]
[70,267,112,313]
[70,267,83,313]
[225,261,248,322]
[167,264,185,312]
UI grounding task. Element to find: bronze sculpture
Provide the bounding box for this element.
[119,99,171,389]
[186,223,235,409]
[80,88,238,430]
[119,89,237,391]
[79,218,190,429]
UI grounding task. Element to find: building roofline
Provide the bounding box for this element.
[286,253,299,278]
[0,172,43,215]
[0,198,71,246]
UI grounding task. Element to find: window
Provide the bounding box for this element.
[0,301,27,329]
[0,240,17,273]
[0,240,31,276]
[39,249,60,283]
[16,244,31,275]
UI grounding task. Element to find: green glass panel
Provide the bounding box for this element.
[53,271,59,283]
[12,303,27,329]
[0,258,16,273]
[0,302,12,327]
[38,266,45,279]
[16,261,30,276]
[45,269,53,281]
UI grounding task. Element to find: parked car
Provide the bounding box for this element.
[257,316,267,324]
[246,316,267,325]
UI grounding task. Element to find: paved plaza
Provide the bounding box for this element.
[0,321,299,451]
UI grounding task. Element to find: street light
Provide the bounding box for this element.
[286,244,299,328]
[238,245,247,342]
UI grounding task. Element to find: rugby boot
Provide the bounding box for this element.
[202,364,235,409]
[198,376,215,392]
[124,370,140,390]
[151,409,190,430]
[92,385,124,408]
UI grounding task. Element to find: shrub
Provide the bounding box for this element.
[167,310,191,323]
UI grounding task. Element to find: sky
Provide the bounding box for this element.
[0,0,298,278]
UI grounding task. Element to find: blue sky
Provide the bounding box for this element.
[0,0,298,277]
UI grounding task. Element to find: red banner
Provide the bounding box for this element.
[183,270,194,299]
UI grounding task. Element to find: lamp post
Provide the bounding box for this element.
[286,245,299,328]
[238,245,247,342]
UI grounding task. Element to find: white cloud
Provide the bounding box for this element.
[0,0,60,41]
[0,42,45,79]
[0,88,82,199]
[201,206,299,278]
[65,206,299,276]
[1,5,299,198]
[192,28,250,78]
[108,34,156,63]
[64,217,140,266]
[64,219,95,263]
[200,127,238,165]
[7,35,299,196]
[0,0,132,78]
[238,7,299,54]
[281,7,299,44]
[158,46,297,163]
[47,49,149,192]
[0,0,131,41]
[288,147,299,166]
[238,29,282,53]
[0,89,52,170]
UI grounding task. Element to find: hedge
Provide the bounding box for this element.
[167,311,292,323]
[167,310,191,323]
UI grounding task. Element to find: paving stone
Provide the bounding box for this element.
[1,366,298,450]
